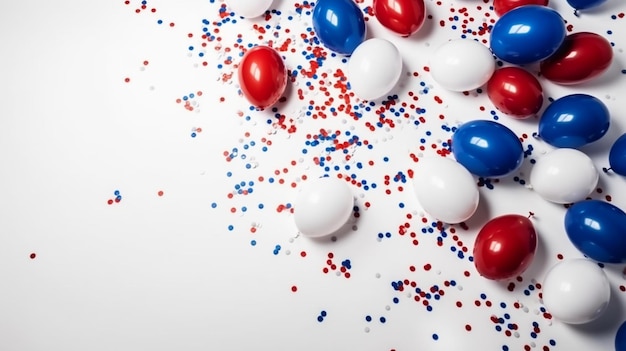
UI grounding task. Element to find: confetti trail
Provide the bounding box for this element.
[2,0,626,350]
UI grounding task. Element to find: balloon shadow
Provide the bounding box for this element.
[566,283,625,338]
[460,188,492,230]
[513,223,551,282]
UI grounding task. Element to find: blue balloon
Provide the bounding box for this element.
[616,320,626,351]
[490,5,566,65]
[565,200,626,264]
[451,120,524,178]
[538,94,610,149]
[312,0,366,55]
[567,0,607,10]
[610,134,626,176]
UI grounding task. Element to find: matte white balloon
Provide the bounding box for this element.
[293,177,354,238]
[529,148,598,204]
[228,0,273,18]
[413,157,479,223]
[430,39,495,92]
[542,259,610,324]
[348,38,402,101]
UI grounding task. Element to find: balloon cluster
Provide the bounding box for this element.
[229,0,626,331]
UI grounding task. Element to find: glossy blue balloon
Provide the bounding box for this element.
[565,200,626,264]
[610,134,626,176]
[538,94,610,149]
[312,0,366,55]
[616,320,626,351]
[451,120,524,178]
[490,5,566,65]
[567,0,607,10]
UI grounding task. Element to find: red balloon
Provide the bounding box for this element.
[238,46,287,109]
[493,0,549,17]
[540,32,613,85]
[373,0,426,37]
[486,67,543,119]
[473,214,537,280]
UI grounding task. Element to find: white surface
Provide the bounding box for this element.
[1,1,626,350]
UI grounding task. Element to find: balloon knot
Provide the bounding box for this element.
[574,9,580,17]
[531,132,540,139]
[528,211,535,219]
[602,167,612,173]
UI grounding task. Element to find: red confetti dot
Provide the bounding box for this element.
[291,285,298,292]
[29,253,36,259]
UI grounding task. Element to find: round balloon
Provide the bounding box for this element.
[451,120,524,178]
[609,134,626,176]
[616,320,626,351]
[312,0,366,55]
[293,176,354,238]
[348,38,402,101]
[542,259,610,324]
[538,94,610,148]
[567,0,606,10]
[373,0,426,37]
[473,214,537,280]
[430,39,495,92]
[565,200,626,263]
[412,157,479,224]
[493,0,549,17]
[490,5,566,65]
[529,148,598,204]
[540,32,613,85]
[486,66,543,118]
[238,46,287,109]
[228,0,273,18]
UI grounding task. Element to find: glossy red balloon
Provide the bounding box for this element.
[238,46,287,109]
[373,0,426,37]
[540,32,613,85]
[473,214,537,280]
[486,67,544,119]
[493,0,549,17]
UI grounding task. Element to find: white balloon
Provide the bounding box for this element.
[293,177,354,238]
[542,259,610,324]
[228,0,273,18]
[348,38,402,101]
[430,39,495,92]
[529,148,598,204]
[413,157,479,223]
